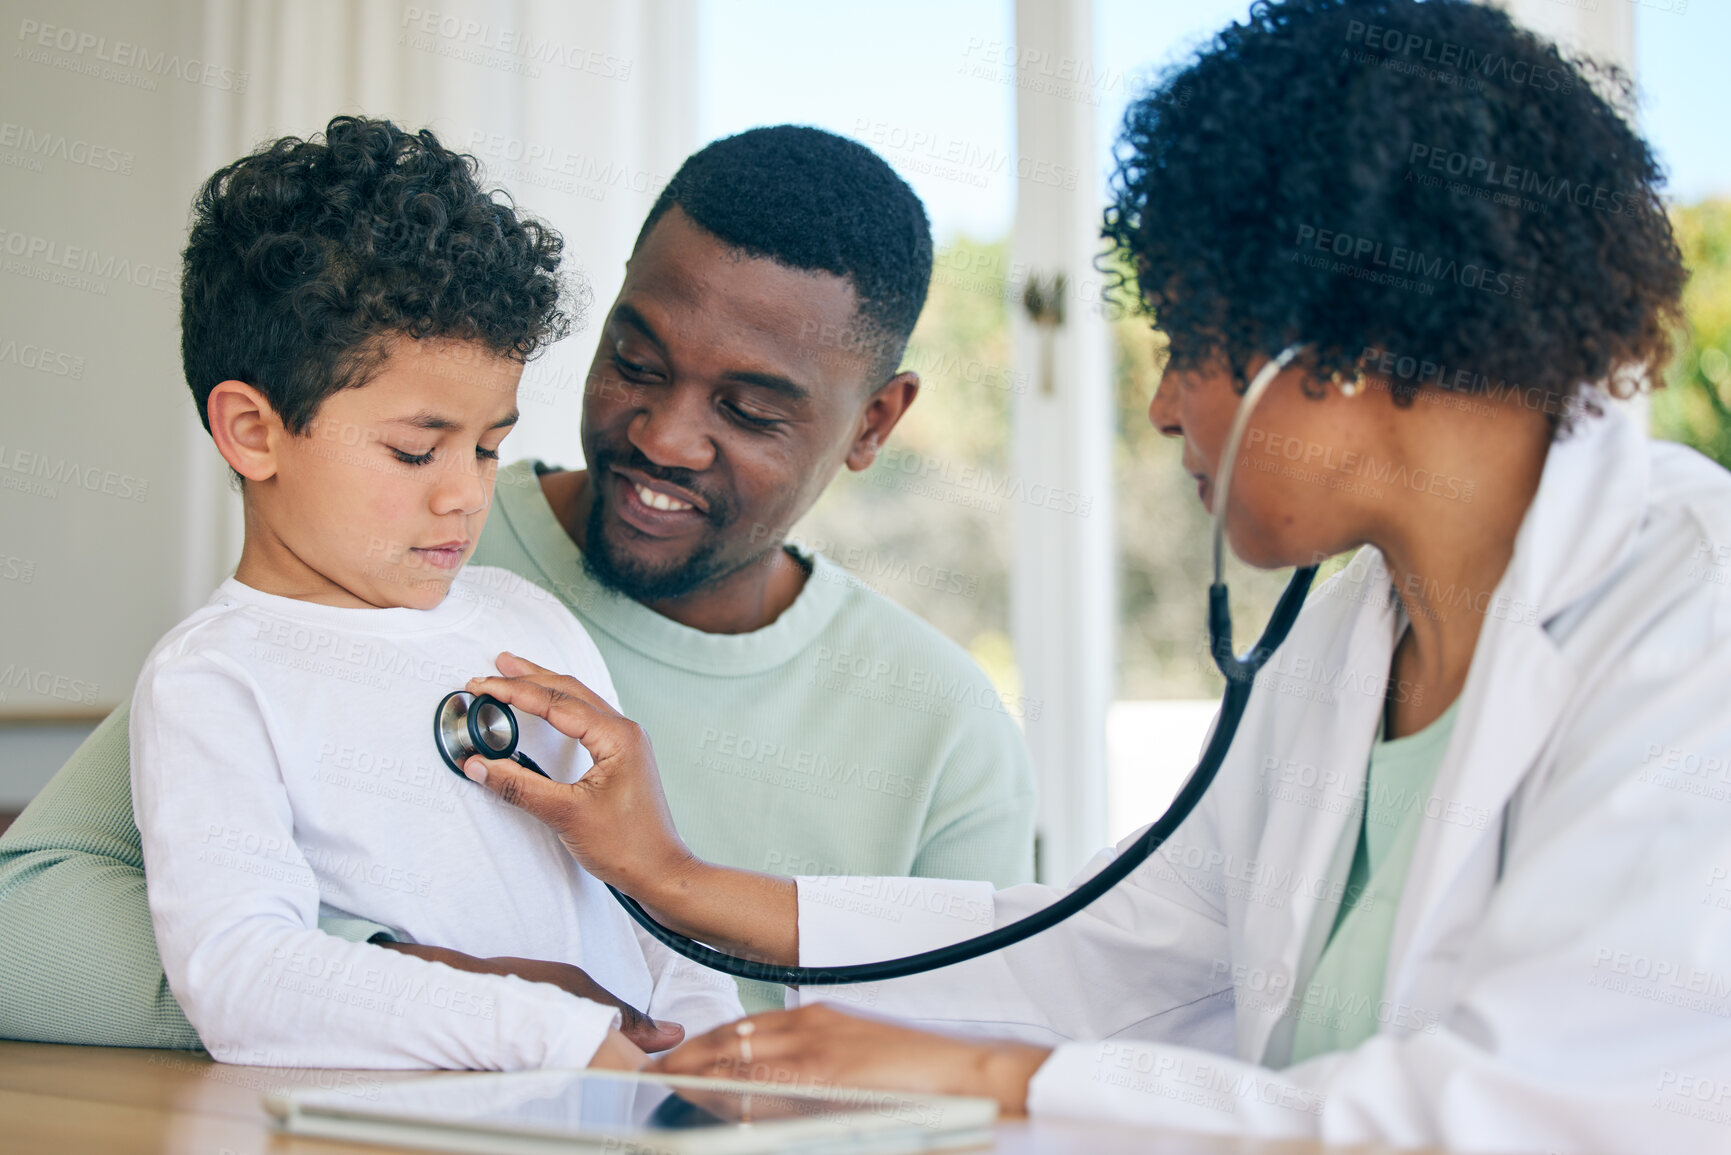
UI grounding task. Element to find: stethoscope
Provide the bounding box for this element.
[434,345,1317,986]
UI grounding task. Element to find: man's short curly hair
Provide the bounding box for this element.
[1103,0,1685,427]
[635,125,933,382]
[181,115,570,435]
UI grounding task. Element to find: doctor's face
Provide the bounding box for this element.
[1148,354,1381,569]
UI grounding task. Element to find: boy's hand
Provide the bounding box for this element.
[377,941,684,1053]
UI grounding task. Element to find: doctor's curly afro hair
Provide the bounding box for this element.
[1103,0,1685,428]
[181,115,571,435]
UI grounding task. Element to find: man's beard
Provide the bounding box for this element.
[581,497,736,602]
[579,453,757,602]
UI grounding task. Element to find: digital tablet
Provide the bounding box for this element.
[264,1068,997,1155]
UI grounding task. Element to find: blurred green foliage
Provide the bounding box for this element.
[1651,200,1731,468]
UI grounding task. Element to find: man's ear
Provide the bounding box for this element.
[846,371,920,472]
[206,380,283,482]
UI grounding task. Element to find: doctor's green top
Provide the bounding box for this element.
[0,460,1036,1045]
[1287,699,1462,1064]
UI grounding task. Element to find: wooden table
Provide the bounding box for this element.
[0,1040,1419,1154]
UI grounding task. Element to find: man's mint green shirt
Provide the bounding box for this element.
[1287,700,1461,1064]
[0,460,1035,1043]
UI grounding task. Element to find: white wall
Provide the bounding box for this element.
[0,0,696,804]
[1106,700,1217,844]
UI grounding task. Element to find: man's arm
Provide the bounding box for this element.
[0,704,200,1048]
[907,705,1037,888]
[0,703,394,1049]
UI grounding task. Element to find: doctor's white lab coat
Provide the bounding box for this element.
[793,406,1731,1153]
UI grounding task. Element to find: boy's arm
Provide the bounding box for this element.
[0,704,398,1048]
[132,653,622,1069]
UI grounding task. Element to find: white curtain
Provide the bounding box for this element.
[183,0,700,604]
[0,0,695,747]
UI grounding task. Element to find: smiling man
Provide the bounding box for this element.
[0,126,1035,1042]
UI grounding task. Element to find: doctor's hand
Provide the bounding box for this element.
[650,1004,1052,1118]
[462,653,800,965]
[460,652,696,896]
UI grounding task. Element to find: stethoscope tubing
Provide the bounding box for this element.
[444,345,1317,986]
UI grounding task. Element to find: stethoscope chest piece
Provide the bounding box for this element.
[434,690,519,776]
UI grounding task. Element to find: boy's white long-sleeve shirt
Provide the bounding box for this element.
[130,566,742,1070]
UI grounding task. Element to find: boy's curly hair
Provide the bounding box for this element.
[1103,0,1685,427]
[181,115,570,434]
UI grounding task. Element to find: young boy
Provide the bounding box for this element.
[129,116,740,1071]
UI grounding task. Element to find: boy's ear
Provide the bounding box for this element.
[207,380,283,482]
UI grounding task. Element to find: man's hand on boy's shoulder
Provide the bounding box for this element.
[375,940,683,1054]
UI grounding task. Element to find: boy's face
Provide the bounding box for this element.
[244,336,523,609]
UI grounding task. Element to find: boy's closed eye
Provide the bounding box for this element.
[386,443,504,466]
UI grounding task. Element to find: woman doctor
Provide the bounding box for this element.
[461,0,1731,1149]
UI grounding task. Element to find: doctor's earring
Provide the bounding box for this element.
[1332,370,1366,399]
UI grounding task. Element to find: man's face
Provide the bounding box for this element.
[579,207,890,601]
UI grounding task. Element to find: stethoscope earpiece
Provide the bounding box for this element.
[435,690,535,777]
